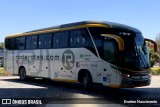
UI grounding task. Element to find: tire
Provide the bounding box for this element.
[19,67,26,81]
[82,72,93,89]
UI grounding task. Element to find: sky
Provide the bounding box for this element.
[0,0,160,42]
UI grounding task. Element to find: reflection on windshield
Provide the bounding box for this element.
[135,33,150,68]
[122,33,150,69]
[89,27,150,70]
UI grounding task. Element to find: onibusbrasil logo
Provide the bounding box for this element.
[62,49,75,70]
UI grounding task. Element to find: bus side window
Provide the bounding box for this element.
[5,38,15,50]
[39,33,52,49]
[69,29,97,56]
[32,35,38,49]
[26,36,31,49]
[80,29,90,47]
[60,31,69,48]
[70,29,87,48]
[53,32,60,48]
[70,30,77,48]
[45,33,52,49]
[94,39,103,54]
[76,30,84,47]
[81,29,97,53]
[39,34,44,49]
[19,37,25,50]
[26,35,38,49]
[15,37,25,50]
[15,38,20,50]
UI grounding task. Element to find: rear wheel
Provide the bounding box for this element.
[81,72,93,89]
[19,67,26,80]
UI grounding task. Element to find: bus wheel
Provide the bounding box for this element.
[19,67,26,80]
[82,72,92,89]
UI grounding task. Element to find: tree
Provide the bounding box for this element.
[0,42,4,50]
[149,48,160,67]
[155,33,160,45]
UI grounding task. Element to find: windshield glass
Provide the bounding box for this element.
[89,27,150,70]
[134,33,150,68]
[122,33,150,69]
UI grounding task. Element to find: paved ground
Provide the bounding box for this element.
[0,76,160,107]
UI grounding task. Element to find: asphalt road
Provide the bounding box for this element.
[0,76,160,107]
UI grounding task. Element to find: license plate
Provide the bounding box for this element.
[131,76,140,79]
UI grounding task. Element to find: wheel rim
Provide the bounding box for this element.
[83,75,88,87]
[20,69,25,80]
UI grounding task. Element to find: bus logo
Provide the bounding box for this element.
[62,49,75,70]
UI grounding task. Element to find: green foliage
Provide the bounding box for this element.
[155,33,160,45]
[149,48,160,67]
[151,67,160,75]
[0,42,4,50]
[0,68,10,76]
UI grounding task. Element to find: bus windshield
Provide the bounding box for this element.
[89,27,150,70]
[122,33,150,70]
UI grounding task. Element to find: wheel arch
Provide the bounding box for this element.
[78,69,93,83]
[18,66,26,76]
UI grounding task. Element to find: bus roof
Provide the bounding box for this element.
[6,21,141,38]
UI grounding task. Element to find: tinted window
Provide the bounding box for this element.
[70,31,77,48]
[32,36,38,49]
[45,33,52,48]
[15,37,25,50]
[15,38,20,49]
[60,31,69,48]
[70,29,90,48]
[103,41,116,62]
[39,33,52,49]
[70,29,97,56]
[94,39,103,54]
[53,32,60,48]
[80,29,90,47]
[26,36,31,49]
[19,37,25,49]
[76,30,82,47]
[26,35,38,49]
[5,38,15,50]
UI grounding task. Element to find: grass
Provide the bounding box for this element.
[0,68,10,76]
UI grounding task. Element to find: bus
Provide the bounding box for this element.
[4,21,157,88]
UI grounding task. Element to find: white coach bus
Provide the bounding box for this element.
[4,21,156,88]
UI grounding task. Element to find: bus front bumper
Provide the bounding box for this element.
[108,75,151,88]
[120,75,151,88]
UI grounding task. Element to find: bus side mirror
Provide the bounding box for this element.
[144,38,157,52]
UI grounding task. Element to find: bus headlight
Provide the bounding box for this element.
[111,65,130,78]
[148,73,151,76]
[122,73,130,78]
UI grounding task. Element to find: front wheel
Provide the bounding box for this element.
[82,72,93,89]
[19,67,26,80]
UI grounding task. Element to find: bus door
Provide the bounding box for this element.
[96,61,103,83]
[102,40,118,86]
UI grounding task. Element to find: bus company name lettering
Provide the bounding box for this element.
[16,55,59,61]
[80,63,97,68]
[80,54,91,61]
